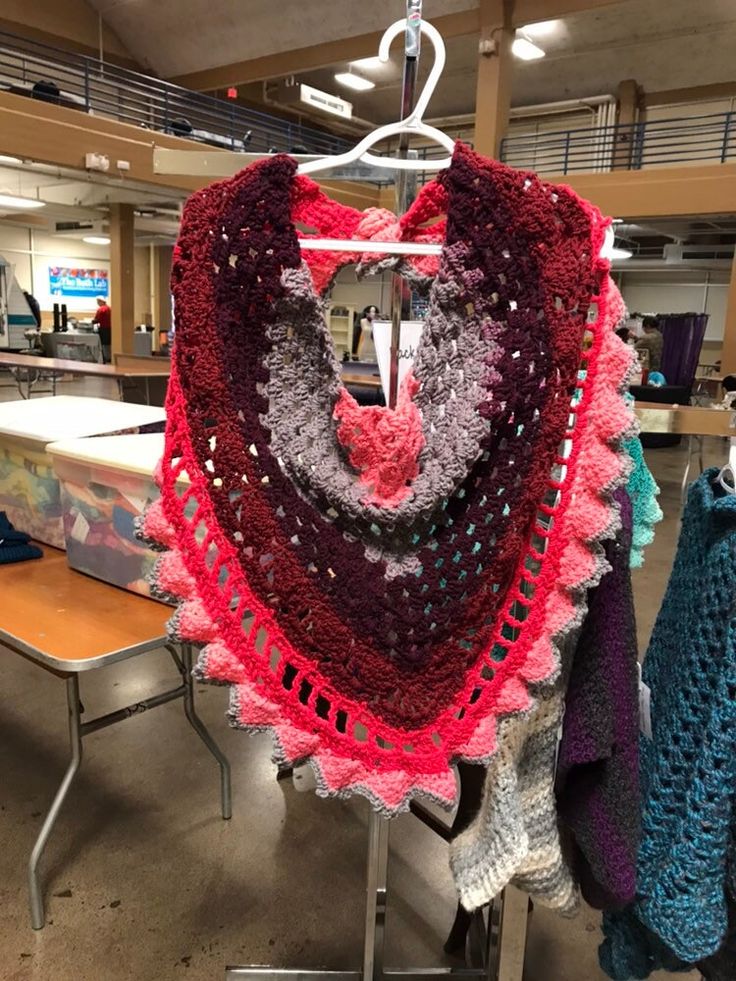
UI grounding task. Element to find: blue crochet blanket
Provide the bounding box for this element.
[601,471,736,978]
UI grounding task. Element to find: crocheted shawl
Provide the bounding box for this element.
[142,143,635,815]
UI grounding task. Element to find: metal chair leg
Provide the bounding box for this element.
[28,674,83,929]
[681,434,694,508]
[181,645,232,819]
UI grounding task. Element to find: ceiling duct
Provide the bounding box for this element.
[664,243,736,263]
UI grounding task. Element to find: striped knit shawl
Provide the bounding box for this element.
[142,143,635,815]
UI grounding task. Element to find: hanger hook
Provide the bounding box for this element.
[378,18,446,125]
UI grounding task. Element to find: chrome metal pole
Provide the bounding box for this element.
[388,1,422,410]
[362,812,390,980]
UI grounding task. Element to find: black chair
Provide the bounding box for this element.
[31,80,60,105]
[169,116,193,137]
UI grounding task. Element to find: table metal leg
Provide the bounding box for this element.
[182,644,232,819]
[681,434,694,508]
[28,674,82,930]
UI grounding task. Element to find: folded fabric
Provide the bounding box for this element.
[0,510,43,564]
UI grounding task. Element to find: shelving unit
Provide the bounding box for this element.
[328,303,356,358]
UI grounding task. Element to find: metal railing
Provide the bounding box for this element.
[0,30,353,157]
[500,112,736,175]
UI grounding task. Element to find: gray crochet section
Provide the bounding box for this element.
[450,679,579,916]
[263,249,494,547]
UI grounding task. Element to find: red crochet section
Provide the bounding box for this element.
[292,173,446,291]
[334,372,424,507]
[144,144,635,814]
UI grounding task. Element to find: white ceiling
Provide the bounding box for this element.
[299,0,736,121]
[0,160,184,242]
[86,0,472,78]
[87,0,736,122]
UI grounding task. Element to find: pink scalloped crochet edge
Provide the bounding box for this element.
[142,264,634,817]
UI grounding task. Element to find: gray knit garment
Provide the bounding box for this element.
[450,678,578,915]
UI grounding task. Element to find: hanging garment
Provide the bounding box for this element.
[601,471,736,977]
[450,488,640,915]
[624,434,662,568]
[141,144,635,816]
[555,486,640,911]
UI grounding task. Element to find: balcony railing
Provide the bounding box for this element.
[0,30,352,157]
[500,112,736,176]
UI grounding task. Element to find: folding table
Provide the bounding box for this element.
[0,546,231,929]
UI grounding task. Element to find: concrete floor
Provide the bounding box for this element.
[0,377,715,980]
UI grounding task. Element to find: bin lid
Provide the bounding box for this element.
[0,396,165,444]
[48,432,188,482]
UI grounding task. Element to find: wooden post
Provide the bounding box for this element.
[474,0,514,159]
[613,78,639,170]
[721,250,736,375]
[109,202,135,356]
[153,245,173,334]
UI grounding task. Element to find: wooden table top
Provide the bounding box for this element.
[0,351,171,378]
[634,400,736,436]
[0,546,170,672]
[341,370,382,388]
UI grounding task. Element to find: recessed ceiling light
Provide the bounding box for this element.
[521,20,560,38]
[83,235,111,245]
[350,56,384,71]
[0,193,45,209]
[512,37,546,60]
[334,72,375,92]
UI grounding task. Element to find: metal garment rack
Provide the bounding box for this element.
[229,3,529,979]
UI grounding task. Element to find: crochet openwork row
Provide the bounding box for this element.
[143,144,635,814]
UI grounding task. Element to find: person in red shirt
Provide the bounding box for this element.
[92,296,112,362]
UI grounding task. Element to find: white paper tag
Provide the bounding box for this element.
[554,704,566,776]
[638,663,652,740]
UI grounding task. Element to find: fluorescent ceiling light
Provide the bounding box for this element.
[512,36,546,60]
[0,155,21,166]
[334,72,375,92]
[83,235,111,245]
[0,193,45,209]
[350,56,384,71]
[610,247,633,260]
[521,19,560,38]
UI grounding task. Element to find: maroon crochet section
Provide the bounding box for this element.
[170,145,599,730]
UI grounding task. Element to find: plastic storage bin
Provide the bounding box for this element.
[48,432,185,599]
[0,396,165,548]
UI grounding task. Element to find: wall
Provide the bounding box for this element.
[330,267,392,319]
[617,267,729,360]
[0,222,151,327]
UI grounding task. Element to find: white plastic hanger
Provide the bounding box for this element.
[298,19,454,179]
[298,18,618,260]
[715,437,736,495]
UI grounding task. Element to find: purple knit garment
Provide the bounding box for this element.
[555,487,641,910]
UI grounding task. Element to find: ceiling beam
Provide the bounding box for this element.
[169,0,624,91]
[643,81,736,108]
